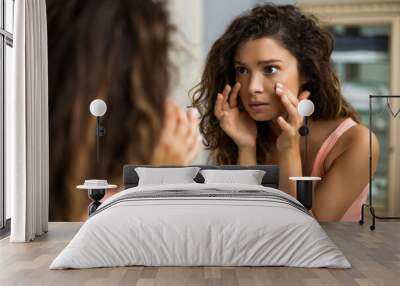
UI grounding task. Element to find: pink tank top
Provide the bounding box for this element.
[310,118,368,222]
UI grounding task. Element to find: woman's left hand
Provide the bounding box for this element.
[274,82,310,153]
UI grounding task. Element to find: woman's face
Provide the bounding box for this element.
[234,37,304,121]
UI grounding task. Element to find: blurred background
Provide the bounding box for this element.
[1,0,399,223]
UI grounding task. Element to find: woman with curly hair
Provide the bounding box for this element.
[192,3,379,221]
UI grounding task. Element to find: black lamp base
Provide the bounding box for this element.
[296,180,313,210]
[290,177,321,210]
[88,189,105,216]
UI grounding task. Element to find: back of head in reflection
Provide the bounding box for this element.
[48,0,172,221]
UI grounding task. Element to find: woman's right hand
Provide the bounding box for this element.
[214,82,257,148]
[151,99,201,165]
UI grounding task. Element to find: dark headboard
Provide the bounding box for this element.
[122,165,279,189]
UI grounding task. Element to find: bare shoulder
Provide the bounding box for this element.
[325,122,380,171]
[346,124,380,165]
[344,124,379,152]
[343,124,370,142]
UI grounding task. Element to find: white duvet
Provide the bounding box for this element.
[50,183,351,269]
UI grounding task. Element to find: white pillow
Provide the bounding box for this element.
[135,167,201,186]
[200,169,266,185]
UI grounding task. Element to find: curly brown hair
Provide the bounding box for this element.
[48,0,173,221]
[191,3,360,165]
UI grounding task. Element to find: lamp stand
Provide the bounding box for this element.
[95,116,106,163]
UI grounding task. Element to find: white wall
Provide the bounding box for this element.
[168,0,204,108]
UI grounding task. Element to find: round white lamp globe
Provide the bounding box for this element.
[90,99,107,117]
[297,99,314,117]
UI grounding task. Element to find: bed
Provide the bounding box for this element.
[50,165,351,269]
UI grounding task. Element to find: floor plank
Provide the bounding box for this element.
[0,221,399,286]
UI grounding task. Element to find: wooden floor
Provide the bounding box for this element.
[0,221,399,286]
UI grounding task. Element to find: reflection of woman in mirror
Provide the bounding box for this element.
[48,0,200,221]
[192,4,379,221]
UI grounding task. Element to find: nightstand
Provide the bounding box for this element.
[77,180,117,216]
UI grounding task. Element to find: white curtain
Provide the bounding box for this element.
[7,0,49,242]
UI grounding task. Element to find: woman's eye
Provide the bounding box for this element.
[263,66,278,75]
[235,66,248,75]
